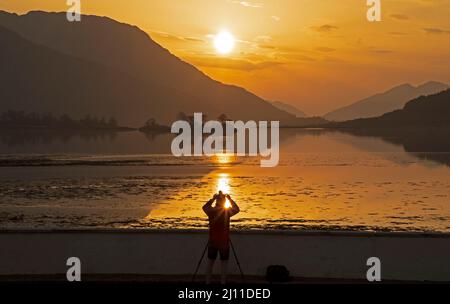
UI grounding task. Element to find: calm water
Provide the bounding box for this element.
[0,129,449,232]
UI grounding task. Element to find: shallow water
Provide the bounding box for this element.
[0,130,449,232]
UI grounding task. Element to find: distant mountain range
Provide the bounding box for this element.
[0,11,304,127]
[331,89,450,129]
[324,82,449,121]
[330,89,450,166]
[271,101,307,118]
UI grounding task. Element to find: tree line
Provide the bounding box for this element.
[0,111,119,129]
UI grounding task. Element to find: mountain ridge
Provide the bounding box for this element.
[324,81,449,121]
[0,24,199,127]
[271,101,307,118]
[331,89,450,128]
[0,10,300,126]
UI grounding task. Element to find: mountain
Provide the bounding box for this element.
[0,10,299,127]
[331,89,450,166]
[324,82,449,121]
[332,89,450,128]
[0,25,199,128]
[271,101,307,118]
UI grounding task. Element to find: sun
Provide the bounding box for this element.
[214,30,235,55]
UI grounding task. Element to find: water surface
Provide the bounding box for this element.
[0,129,449,232]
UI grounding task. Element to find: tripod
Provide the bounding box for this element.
[191,239,245,283]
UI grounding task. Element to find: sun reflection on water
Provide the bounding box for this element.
[214,153,235,166]
[217,173,232,208]
[214,153,234,208]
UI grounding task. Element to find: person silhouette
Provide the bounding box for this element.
[202,191,240,284]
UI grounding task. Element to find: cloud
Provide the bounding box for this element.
[311,24,339,33]
[258,44,277,49]
[315,47,336,53]
[389,32,408,36]
[390,14,410,20]
[228,1,263,8]
[150,30,204,42]
[188,56,282,71]
[271,16,280,22]
[254,35,272,42]
[252,35,276,49]
[322,56,346,63]
[418,0,448,3]
[280,52,317,62]
[369,49,394,54]
[423,27,450,34]
[184,37,204,42]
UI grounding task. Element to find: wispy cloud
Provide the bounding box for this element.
[310,24,339,33]
[369,48,395,54]
[258,44,277,50]
[389,31,408,36]
[254,35,272,43]
[389,14,410,20]
[418,0,448,3]
[271,16,280,22]
[423,27,450,34]
[187,56,282,71]
[315,47,336,53]
[228,0,263,8]
[150,30,204,43]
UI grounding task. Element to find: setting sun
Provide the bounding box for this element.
[213,30,235,55]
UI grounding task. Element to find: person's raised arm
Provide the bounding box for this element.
[226,195,240,216]
[203,194,217,215]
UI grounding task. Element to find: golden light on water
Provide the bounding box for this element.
[217,173,232,208]
[215,153,234,165]
[214,153,235,208]
[217,175,230,193]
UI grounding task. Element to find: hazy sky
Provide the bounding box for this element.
[2,0,450,115]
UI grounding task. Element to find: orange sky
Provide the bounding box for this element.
[2,0,450,115]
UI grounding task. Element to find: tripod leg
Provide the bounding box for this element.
[192,241,209,282]
[229,239,245,282]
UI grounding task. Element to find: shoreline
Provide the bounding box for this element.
[1,228,449,238]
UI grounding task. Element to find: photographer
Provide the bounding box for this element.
[202,191,240,284]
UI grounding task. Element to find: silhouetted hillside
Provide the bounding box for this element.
[332,89,450,128]
[0,11,300,126]
[324,82,448,121]
[0,25,204,128]
[271,101,307,118]
[292,116,329,127]
[0,110,127,130]
[329,90,450,166]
